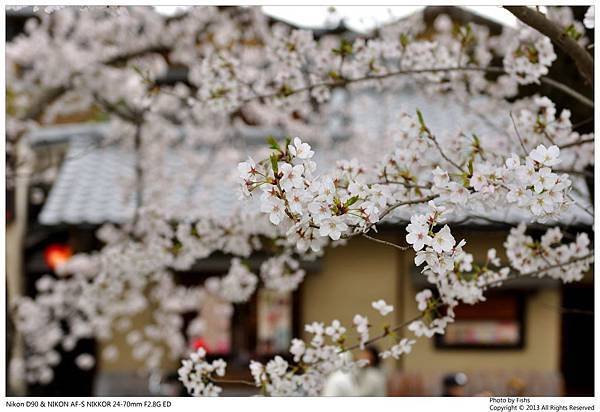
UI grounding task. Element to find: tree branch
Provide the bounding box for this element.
[509,111,529,155]
[539,76,594,108]
[558,137,595,150]
[24,86,67,120]
[104,45,170,66]
[236,65,593,109]
[362,233,410,251]
[486,253,594,289]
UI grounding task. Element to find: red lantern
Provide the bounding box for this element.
[192,337,209,353]
[44,244,72,270]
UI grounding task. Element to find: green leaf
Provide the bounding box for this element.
[400,33,410,48]
[332,38,353,56]
[270,154,279,174]
[564,24,582,41]
[416,109,427,133]
[468,158,474,176]
[131,65,145,78]
[278,84,294,97]
[267,135,280,151]
[345,195,360,207]
[170,241,183,255]
[210,87,230,99]
[462,23,474,45]
[461,174,470,187]
[328,70,341,81]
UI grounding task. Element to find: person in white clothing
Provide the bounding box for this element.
[355,346,387,396]
[322,352,358,396]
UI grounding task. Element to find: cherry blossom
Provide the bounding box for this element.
[288,137,315,160]
[353,315,370,349]
[380,338,416,360]
[371,299,394,316]
[529,144,560,167]
[406,215,432,251]
[584,6,595,29]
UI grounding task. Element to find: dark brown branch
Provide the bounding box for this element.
[341,313,426,354]
[554,169,594,179]
[104,45,170,66]
[133,124,144,225]
[537,302,594,316]
[539,76,594,108]
[558,137,595,150]
[504,6,594,84]
[572,116,594,130]
[24,86,67,120]
[92,93,143,125]
[239,65,592,109]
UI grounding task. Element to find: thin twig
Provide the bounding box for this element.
[211,377,256,387]
[428,131,466,174]
[509,111,528,155]
[362,233,410,251]
[554,168,594,179]
[567,194,594,218]
[373,195,439,226]
[485,253,594,289]
[537,301,594,316]
[341,313,426,354]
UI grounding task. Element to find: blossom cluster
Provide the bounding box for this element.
[259,253,306,293]
[178,348,227,396]
[504,224,592,283]
[239,137,387,251]
[503,145,571,217]
[406,219,592,339]
[205,258,257,303]
[503,26,557,84]
[509,96,594,172]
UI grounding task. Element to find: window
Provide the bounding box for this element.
[435,293,525,349]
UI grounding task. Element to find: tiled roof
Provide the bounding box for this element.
[39,137,136,225]
[38,133,593,228]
